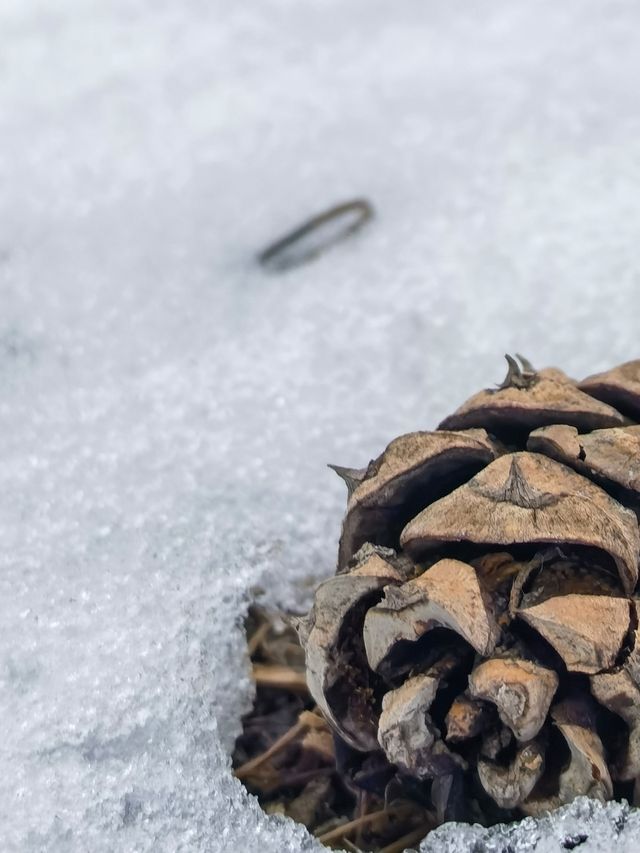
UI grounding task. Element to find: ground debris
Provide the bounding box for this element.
[233,607,435,851]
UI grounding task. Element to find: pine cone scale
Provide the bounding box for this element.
[438,366,626,434]
[579,359,640,419]
[336,429,499,569]
[400,451,639,594]
[528,423,640,495]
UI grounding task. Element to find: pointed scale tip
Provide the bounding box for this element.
[515,353,536,374]
[327,464,366,498]
[496,354,522,390]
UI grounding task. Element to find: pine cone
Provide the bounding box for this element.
[297,356,640,825]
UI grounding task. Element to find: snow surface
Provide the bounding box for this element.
[3,0,640,850]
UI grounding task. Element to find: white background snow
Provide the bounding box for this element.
[3,1,640,850]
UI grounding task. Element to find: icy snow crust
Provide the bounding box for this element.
[3,0,640,850]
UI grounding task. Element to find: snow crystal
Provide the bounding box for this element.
[3,0,640,850]
[420,797,640,853]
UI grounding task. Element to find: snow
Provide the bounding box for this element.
[2,0,640,850]
[421,797,640,852]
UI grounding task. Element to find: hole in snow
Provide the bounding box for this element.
[563,833,588,850]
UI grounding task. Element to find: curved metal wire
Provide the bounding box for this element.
[257,198,374,272]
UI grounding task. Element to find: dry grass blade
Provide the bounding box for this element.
[316,803,415,845]
[247,620,271,656]
[252,663,309,694]
[378,822,434,853]
[235,707,328,783]
[235,717,306,780]
[298,708,326,726]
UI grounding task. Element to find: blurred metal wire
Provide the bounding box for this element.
[257,198,374,273]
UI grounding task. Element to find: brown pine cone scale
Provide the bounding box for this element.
[297,356,640,823]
